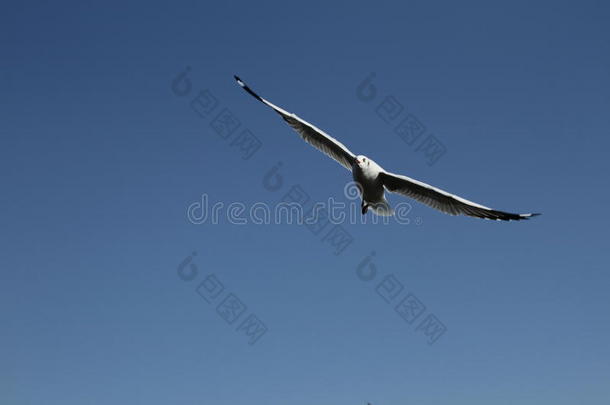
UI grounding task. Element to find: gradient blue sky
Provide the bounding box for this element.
[2,1,610,404]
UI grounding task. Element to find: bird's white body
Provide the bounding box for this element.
[352,155,393,215]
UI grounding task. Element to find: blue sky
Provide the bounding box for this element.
[1,1,609,404]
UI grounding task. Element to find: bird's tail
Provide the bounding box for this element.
[369,198,394,216]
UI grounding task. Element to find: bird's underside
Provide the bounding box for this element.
[234,75,541,222]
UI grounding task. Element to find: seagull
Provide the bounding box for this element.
[234,75,540,221]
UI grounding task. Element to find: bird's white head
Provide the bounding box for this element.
[355,154,375,169]
[355,155,368,167]
[354,155,383,175]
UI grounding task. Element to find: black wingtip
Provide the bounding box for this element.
[233,75,264,102]
[519,212,541,220]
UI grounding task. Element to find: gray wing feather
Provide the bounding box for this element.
[380,171,540,221]
[235,76,356,170]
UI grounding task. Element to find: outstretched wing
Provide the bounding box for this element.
[380,171,540,221]
[234,76,356,170]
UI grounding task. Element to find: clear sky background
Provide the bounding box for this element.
[2,1,609,404]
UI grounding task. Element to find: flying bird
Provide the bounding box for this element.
[234,75,540,221]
